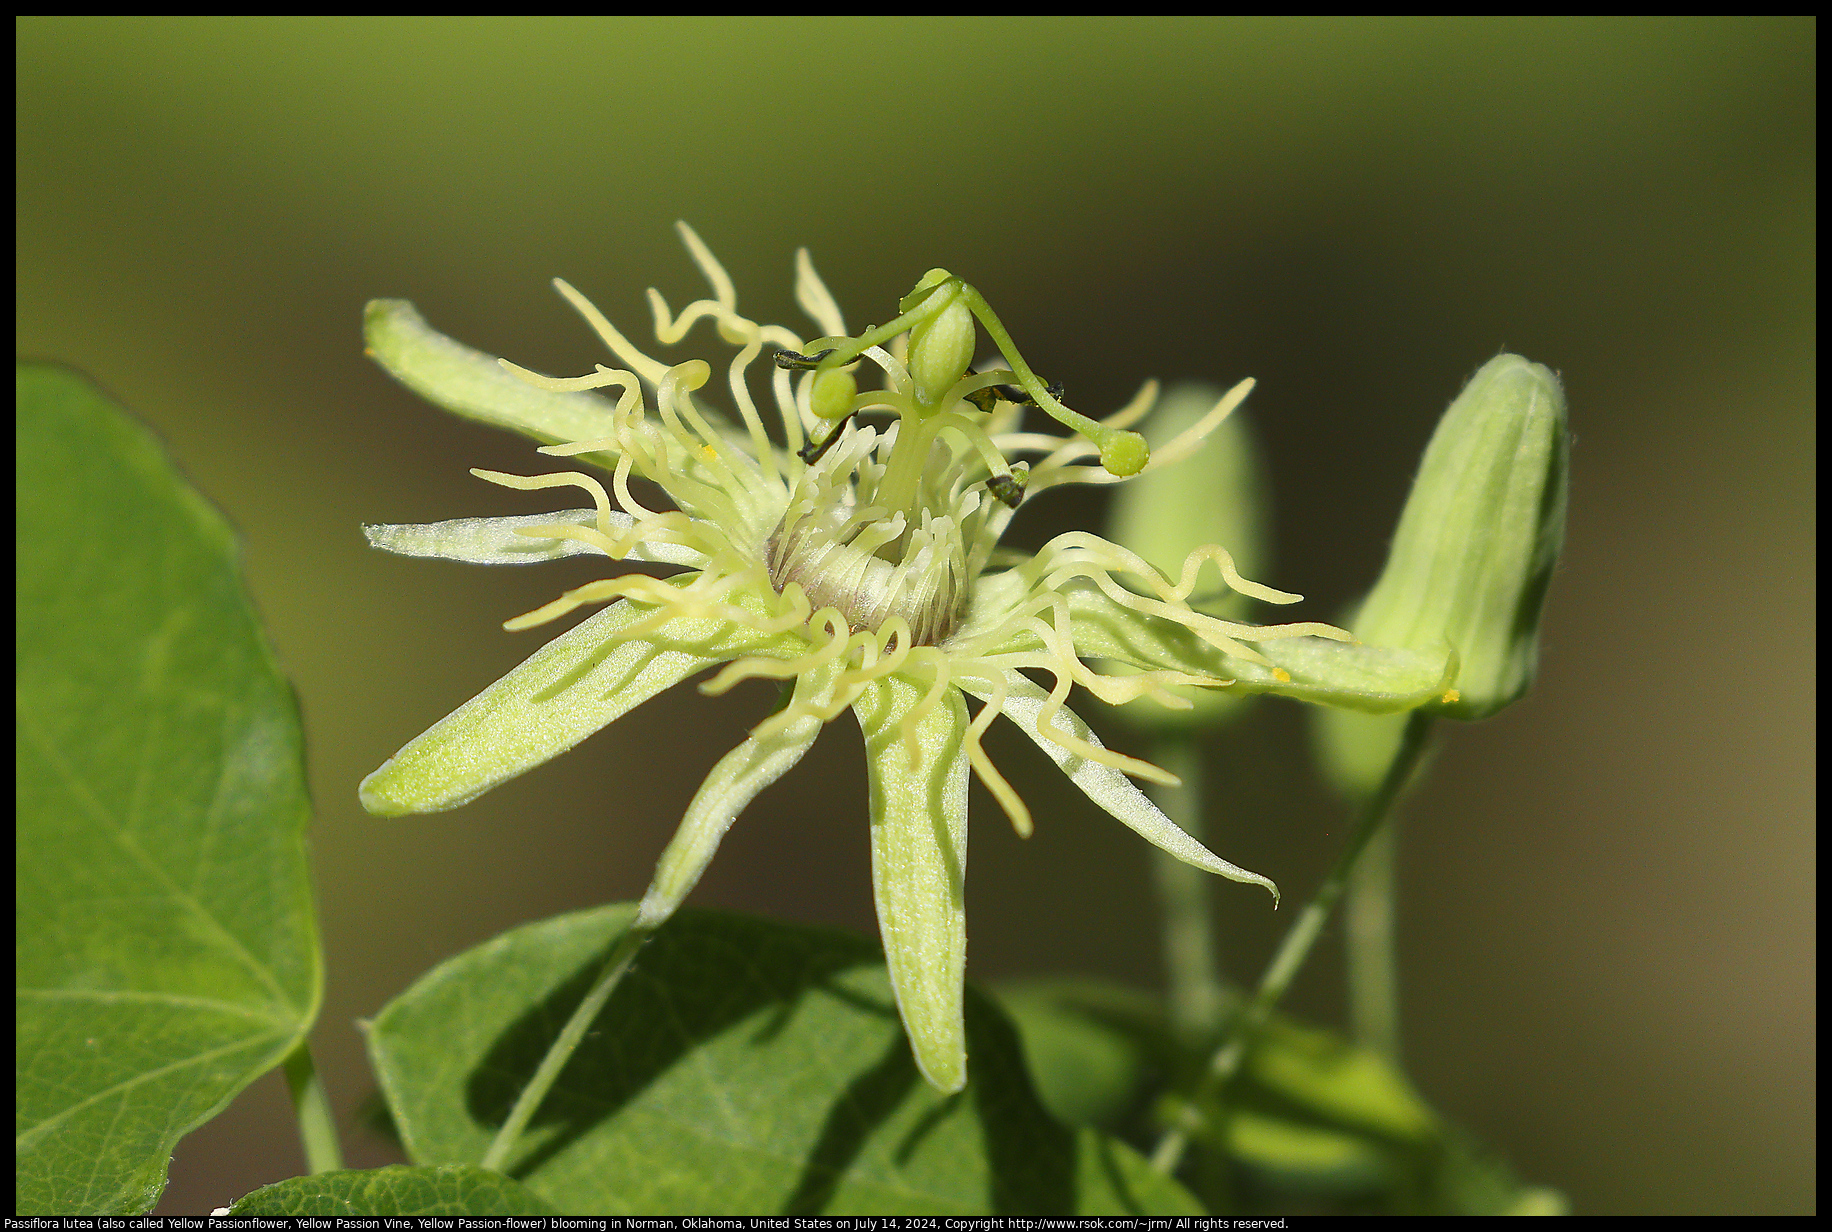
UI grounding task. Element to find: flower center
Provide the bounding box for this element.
[763,422,976,648]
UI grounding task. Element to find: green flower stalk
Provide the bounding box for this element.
[359,224,1455,1093]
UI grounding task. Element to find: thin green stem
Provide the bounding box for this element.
[478,921,654,1173]
[1148,733,1229,1042]
[282,1039,343,1175]
[801,281,953,372]
[954,284,1102,441]
[1347,819,1401,1059]
[956,283,1147,474]
[1150,709,1436,1174]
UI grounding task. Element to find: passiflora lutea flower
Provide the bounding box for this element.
[358,224,1455,1092]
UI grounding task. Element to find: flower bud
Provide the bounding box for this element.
[906,285,976,409]
[1349,354,1569,722]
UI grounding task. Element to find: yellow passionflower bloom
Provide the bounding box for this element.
[359,225,1453,1092]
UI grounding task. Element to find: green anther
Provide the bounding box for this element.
[811,368,857,420]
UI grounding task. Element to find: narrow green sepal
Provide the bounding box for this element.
[1039,582,1458,715]
[362,510,704,568]
[1244,638,1459,715]
[364,299,620,452]
[855,673,971,1093]
[960,671,1279,905]
[360,587,808,816]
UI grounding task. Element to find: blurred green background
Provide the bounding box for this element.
[17,17,1813,1216]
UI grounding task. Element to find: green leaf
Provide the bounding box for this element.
[996,980,1162,1129]
[15,364,321,1214]
[1246,1016,1438,1145]
[1223,1108,1395,1193]
[226,1165,557,1216]
[999,979,1562,1216]
[368,905,1202,1216]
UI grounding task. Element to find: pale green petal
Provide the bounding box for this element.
[365,299,621,452]
[635,659,843,929]
[854,673,970,1094]
[360,588,808,815]
[959,670,1279,904]
[1047,582,1456,715]
[363,510,705,568]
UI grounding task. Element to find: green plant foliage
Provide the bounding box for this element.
[226,1165,557,1216]
[15,364,321,1214]
[367,905,1201,1215]
[997,979,1562,1215]
[997,980,1163,1129]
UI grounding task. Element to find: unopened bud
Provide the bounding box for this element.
[1352,354,1569,721]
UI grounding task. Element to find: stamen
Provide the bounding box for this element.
[676,221,738,313]
[553,278,668,387]
[471,468,615,539]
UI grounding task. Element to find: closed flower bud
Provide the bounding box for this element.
[1350,353,1570,722]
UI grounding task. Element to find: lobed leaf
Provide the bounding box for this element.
[15,365,320,1214]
